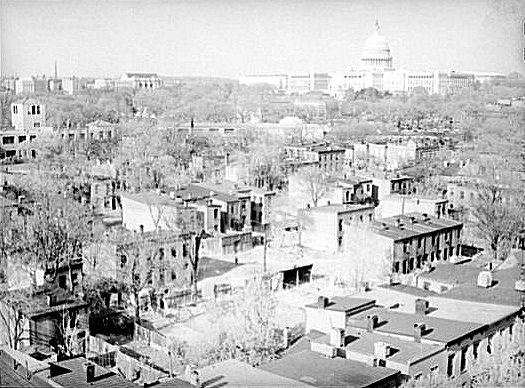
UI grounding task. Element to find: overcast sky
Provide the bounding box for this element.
[1,0,524,78]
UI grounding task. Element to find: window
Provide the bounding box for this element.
[171,270,177,280]
[414,373,422,381]
[36,105,40,114]
[359,215,363,222]
[338,219,343,232]
[31,105,36,115]
[447,353,455,377]
[120,255,127,268]
[158,248,164,261]
[473,342,479,360]
[369,214,373,221]
[214,209,218,219]
[13,105,18,114]
[2,136,14,145]
[423,281,430,290]
[171,248,177,258]
[487,334,494,354]
[18,136,26,143]
[418,238,422,248]
[59,275,67,289]
[394,262,400,273]
[460,347,467,372]
[460,191,465,200]
[338,236,343,247]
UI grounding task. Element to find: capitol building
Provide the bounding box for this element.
[239,20,505,98]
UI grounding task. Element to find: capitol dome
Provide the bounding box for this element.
[360,19,393,70]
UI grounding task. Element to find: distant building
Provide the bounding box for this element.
[376,194,448,219]
[93,78,116,90]
[360,19,393,71]
[117,73,162,90]
[62,77,80,94]
[1,100,47,160]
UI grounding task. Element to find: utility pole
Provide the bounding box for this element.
[263,223,268,273]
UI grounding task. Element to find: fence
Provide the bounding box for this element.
[134,324,170,349]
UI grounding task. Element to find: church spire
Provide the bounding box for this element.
[374,17,380,32]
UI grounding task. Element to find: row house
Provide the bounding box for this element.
[304,294,522,384]
[284,143,345,173]
[345,213,462,280]
[60,120,118,142]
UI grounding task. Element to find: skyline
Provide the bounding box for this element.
[1,0,524,79]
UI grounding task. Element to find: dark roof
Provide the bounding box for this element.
[305,297,376,313]
[371,213,462,241]
[259,350,400,388]
[48,357,138,388]
[348,307,484,345]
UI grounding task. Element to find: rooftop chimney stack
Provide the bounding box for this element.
[318,296,329,309]
[413,323,426,343]
[415,298,430,315]
[84,363,95,383]
[367,314,379,332]
[329,328,345,347]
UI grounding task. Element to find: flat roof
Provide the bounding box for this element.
[342,332,444,365]
[47,357,138,388]
[260,350,400,388]
[348,307,484,345]
[356,287,520,325]
[371,212,462,241]
[198,359,310,387]
[303,203,374,214]
[305,296,376,313]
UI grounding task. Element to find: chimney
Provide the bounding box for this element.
[155,188,161,195]
[329,328,345,347]
[415,298,429,315]
[84,363,95,383]
[367,314,379,332]
[374,342,390,359]
[422,213,429,220]
[381,223,388,230]
[413,323,426,343]
[317,296,329,309]
[169,191,175,200]
[395,218,401,228]
[409,216,416,224]
[327,200,331,205]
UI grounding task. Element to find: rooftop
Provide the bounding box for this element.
[338,332,444,365]
[305,296,375,313]
[371,212,462,241]
[302,203,374,214]
[198,359,310,387]
[348,306,484,345]
[260,349,400,388]
[47,357,138,388]
[421,262,522,307]
[356,287,520,325]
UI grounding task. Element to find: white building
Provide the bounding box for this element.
[117,73,162,90]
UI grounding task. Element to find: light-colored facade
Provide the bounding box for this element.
[118,73,162,89]
[239,74,288,90]
[62,77,80,94]
[298,203,375,253]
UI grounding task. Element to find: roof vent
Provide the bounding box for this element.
[415,298,430,315]
[477,271,493,288]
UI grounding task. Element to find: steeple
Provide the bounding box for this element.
[374,17,380,32]
[54,60,58,79]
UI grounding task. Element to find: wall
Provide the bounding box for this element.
[305,306,346,332]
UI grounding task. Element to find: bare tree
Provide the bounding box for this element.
[471,183,523,262]
[298,166,329,207]
[0,289,31,350]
